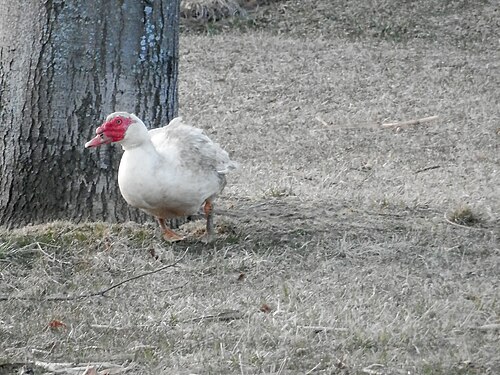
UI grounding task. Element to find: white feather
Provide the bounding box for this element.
[114,113,236,219]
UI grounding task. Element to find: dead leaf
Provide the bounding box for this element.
[17,365,34,375]
[48,320,66,329]
[260,303,272,313]
[336,359,347,369]
[148,247,159,261]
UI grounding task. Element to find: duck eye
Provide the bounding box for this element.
[116,119,122,125]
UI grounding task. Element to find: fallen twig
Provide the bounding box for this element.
[362,364,385,375]
[314,115,329,127]
[81,367,98,375]
[305,361,321,374]
[183,309,243,323]
[48,248,188,301]
[90,324,128,330]
[0,249,188,302]
[34,361,132,374]
[4,242,69,265]
[297,326,349,333]
[415,165,441,174]
[471,323,500,331]
[298,325,349,332]
[380,115,439,129]
[129,344,158,352]
[443,214,484,231]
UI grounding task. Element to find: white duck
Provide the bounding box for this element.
[85,112,237,241]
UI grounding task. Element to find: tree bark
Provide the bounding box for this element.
[0,0,179,227]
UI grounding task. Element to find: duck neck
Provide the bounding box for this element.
[119,120,152,151]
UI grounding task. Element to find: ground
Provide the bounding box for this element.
[1,0,499,374]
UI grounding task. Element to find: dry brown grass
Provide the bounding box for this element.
[447,204,483,227]
[181,0,246,22]
[181,0,279,16]
[2,0,500,374]
[180,0,286,32]
[180,0,280,22]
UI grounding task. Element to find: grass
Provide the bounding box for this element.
[1,0,500,374]
[181,0,499,48]
[181,0,246,22]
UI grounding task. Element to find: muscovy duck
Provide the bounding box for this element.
[85,112,237,242]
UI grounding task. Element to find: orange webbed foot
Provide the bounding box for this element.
[157,218,185,242]
[204,199,215,242]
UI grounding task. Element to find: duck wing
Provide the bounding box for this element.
[149,117,237,175]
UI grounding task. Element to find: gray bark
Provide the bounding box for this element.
[0,0,179,227]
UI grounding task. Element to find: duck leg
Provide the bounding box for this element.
[157,218,184,242]
[203,199,215,241]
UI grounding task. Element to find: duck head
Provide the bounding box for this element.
[85,112,143,148]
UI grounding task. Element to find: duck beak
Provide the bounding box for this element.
[85,131,112,148]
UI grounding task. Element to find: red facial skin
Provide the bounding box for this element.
[85,116,132,148]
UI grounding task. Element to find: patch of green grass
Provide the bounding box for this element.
[264,186,294,198]
[346,331,377,351]
[0,242,11,259]
[422,363,447,375]
[0,221,109,248]
[133,346,158,364]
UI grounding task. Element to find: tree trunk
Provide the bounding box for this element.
[0,0,179,227]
